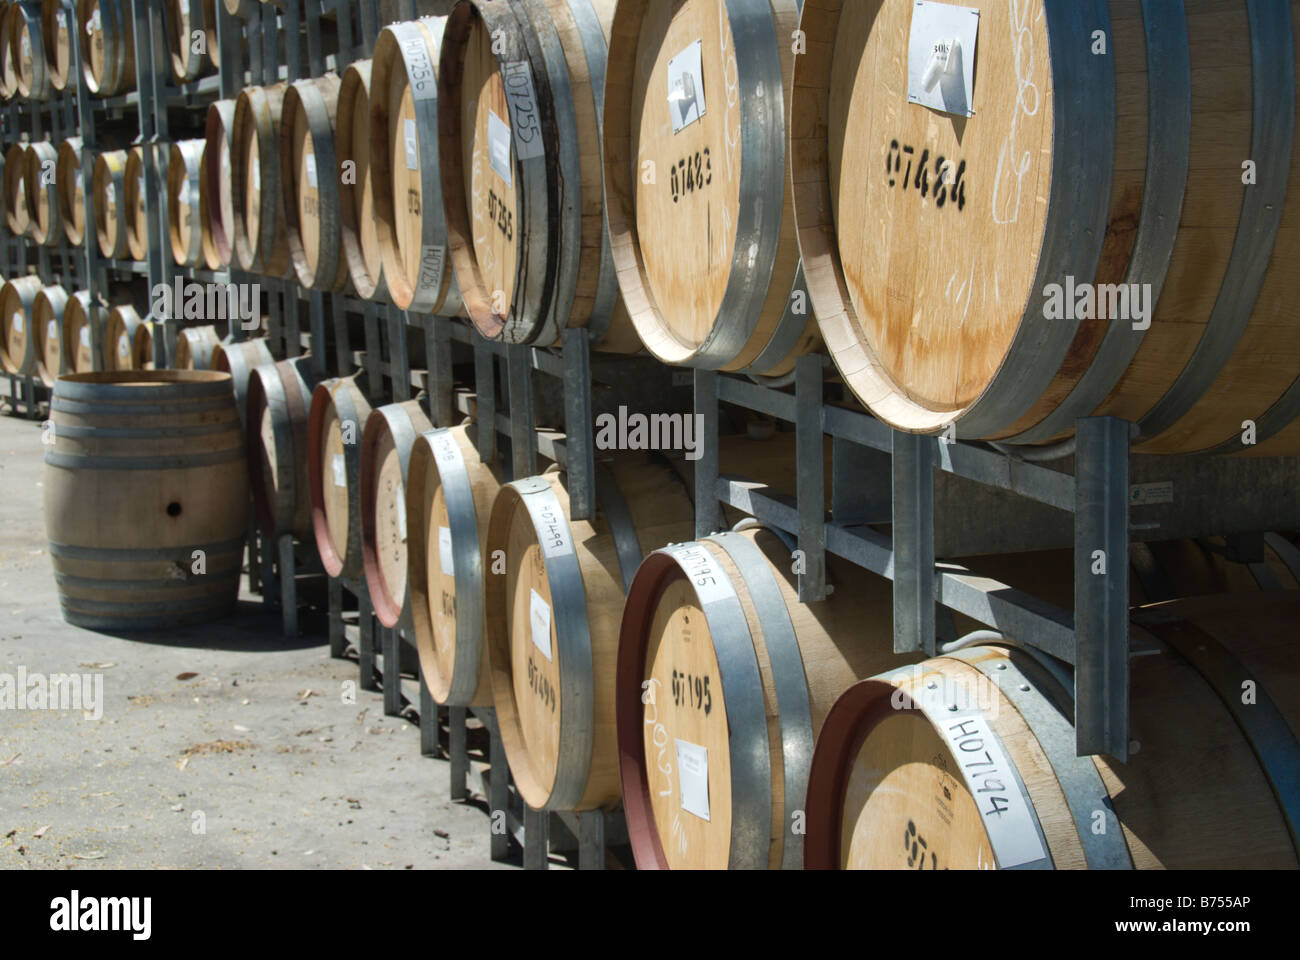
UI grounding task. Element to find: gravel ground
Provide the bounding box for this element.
[0,407,513,870]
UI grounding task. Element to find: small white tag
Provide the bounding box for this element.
[667,40,706,133]
[431,430,461,473]
[1130,481,1173,506]
[180,0,190,18]
[118,333,129,358]
[75,169,84,194]
[57,9,67,29]
[137,173,144,204]
[47,319,57,345]
[88,8,101,34]
[906,1,979,118]
[501,61,544,161]
[675,739,711,821]
[13,314,23,335]
[535,502,573,559]
[305,152,318,189]
[252,162,260,191]
[395,481,407,541]
[332,453,346,488]
[21,34,31,61]
[665,544,732,607]
[438,526,455,577]
[529,588,552,662]
[80,326,90,348]
[488,109,512,187]
[404,118,419,171]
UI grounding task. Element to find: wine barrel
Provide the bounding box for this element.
[131,318,154,370]
[211,335,273,424]
[370,17,461,317]
[61,289,96,372]
[169,139,205,266]
[32,282,67,387]
[40,0,72,91]
[104,303,142,371]
[43,370,248,630]
[360,399,434,630]
[804,592,1300,869]
[617,527,921,869]
[437,1,639,348]
[406,421,504,707]
[197,140,221,269]
[0,2,14,99]
[602,0,816,373]
[78,0,134,95]
[337,59,388,301]
[123,145,148,261]
[23,140,59,246]
[56,136,84,245]
[485,457,696,811]
[4,142,29,235]
[93,148,128,258]
[793,0,1300,455]
[280,74,348,291]
[307,376,374,580]
[203,98,237,266]
[233,82,291,276]
[166,0,209,83]
[0,275,44,376]
[246,356,320,540]
[10,0,50,100]
[175,324,220,370]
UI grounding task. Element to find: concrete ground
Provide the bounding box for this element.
[0,405,513,870]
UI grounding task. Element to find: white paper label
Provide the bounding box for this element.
[47,319,57,345]
[501,60,544,161]
[665,543,733,607]
[404,118,419,171]
[13,314,23,335]
[75,169,84,194]
[332,453,346,488]
[305,152,318,189]
[137,173,145,204]
[667,40,706,134]
[395,481,407,541]
[252,161,260,191]
[1130,481,1173,506]
[906,1,979,118]
[57,9,67,29]
[487,109,512,187]
[438,526,455,577]
[535,500,573,559]
[675,739,710,821]
[88,8,101,34]
[118,333,129,358]
[105,192,115,218]
[180,0,190,18]
[529,588,552,662]
[21,34,30,61]
[914,682,1047,868]
[80,326,90,348]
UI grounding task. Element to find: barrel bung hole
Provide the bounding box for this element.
[166,501,183,518]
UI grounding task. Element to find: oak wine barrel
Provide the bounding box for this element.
[10,0,50,100]
[246,356,321,540]
[23,140,60,246]
[370,16,461,316]
[485,457,696,811]
[93,148,128,259]
[166,0,211,83]
[104,303,142,371]
[360,399,434,629]
[0,2,14,99]
[617,526,920,869]
[793,0,1300,455]
[123,145,148,261]
[0,274,44,376]
[131,317,153,370]
[804,593,1300,869]
[233,82,291,275]
[4,142,29,235]
[281,73,348,291]
[438,1,640,348]
[61,289,96,372]
[602,0,817,373]
[31,282,67,386]
[43,370,248,630]
[174,323,221,370]
[168,139,205,266]
[56,136,84,245]
[337,59,387,300]
[40,0,72,92]
[197,138,221,269]
[211,335,273,424]
[77,0,134,95]
[406,421,505,707]
[306,375,374,580]
[203,98,238,266]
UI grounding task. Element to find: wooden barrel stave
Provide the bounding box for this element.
[11,0,50,100]
[407,421,504,707]
[1,274,44,376]
[123,145,148,261]
[42,0,73,92]
[168,139,205,267]
[233,83,292,276]
[166,0,210,83]
[175,324,222,370]
[32,282,67,387]
[131,318,154,370]
[203,98,238,267]
[22,140,60,245]
[245,356,320,540]
[4,142,29,236]
[307,375,374,580]
[61,289,97,372]
[93,148,128,259]
[337,59,388,301]
[56,136,84,245]
[104,303,142,371]
[211,335,273,426]
[281,74,349,291]
[43,371,248,630]
[77,0,135,96]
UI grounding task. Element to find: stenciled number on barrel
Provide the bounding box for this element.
[669,149,712,204]
[886,140,967,211]
[486,188,513,241]
[526,653,556,712]
[671,668,712,715]
[904,819,939,870]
